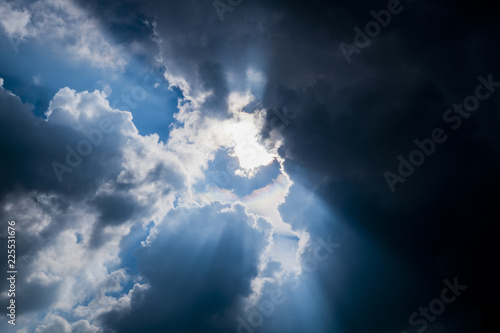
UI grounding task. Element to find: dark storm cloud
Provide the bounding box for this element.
[91,194,140,227]
[67,0,500,332]
[88,193,145,248]
[98,202,270,333]
[257,0,500,332]
[0,86,123,201]
[72,0,278,114]
[0,87,103,315]
[198,61,230,118]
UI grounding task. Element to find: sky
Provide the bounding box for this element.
[0,0,499,332]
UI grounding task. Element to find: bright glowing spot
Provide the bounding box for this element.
[226,119,274,172]
[219,96,275,175]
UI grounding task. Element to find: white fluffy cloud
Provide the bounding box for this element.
[0,0,126,69]
[0,1,31,39]
[35,315,100,333]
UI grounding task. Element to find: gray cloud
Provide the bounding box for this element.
[98,202,270,333]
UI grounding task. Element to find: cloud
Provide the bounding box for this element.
[35,315,101,333]
[35,315,71,333]
[252,1,500,332]
[97,202,271,333]
[0,81,187,330]
[0,1,31,39]
[32,75,42,86]
[0,0,127,69]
